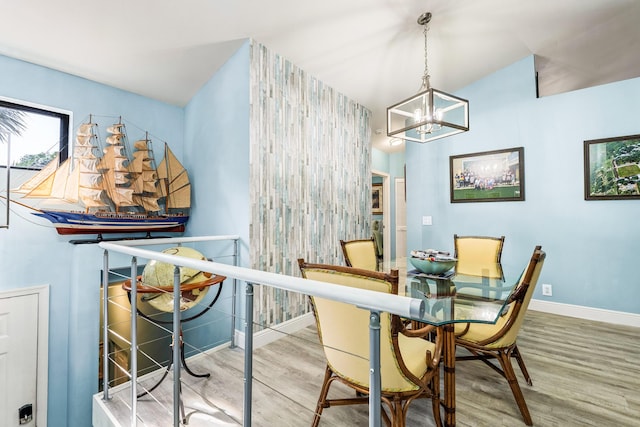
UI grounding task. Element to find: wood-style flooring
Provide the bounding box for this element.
[95,310,640,426]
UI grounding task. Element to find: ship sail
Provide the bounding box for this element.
[157,143,191,209]
[19,157,70,198]
[75,121,107,207]
[98,122,134,208]
[13,153,60,195]
[129,133,161,212]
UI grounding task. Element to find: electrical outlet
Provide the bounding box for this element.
[542,283,552,296]
[422,216,432,226]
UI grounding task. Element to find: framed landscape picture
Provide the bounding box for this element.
[450,147,525,203]
[372,183,383,214]
[584,134,640,200]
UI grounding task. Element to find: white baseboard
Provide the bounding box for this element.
[234,312,316,349]
[529,299,640,328]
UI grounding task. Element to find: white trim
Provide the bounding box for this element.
[0,285,49,427]
[234,312,316,349]
[0,95,73,116]
[394,178,407,259]
[530,299,640,328]
[0,95,74,174]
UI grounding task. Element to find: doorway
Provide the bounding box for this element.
[372,170,390,265]
[0,285,49,427]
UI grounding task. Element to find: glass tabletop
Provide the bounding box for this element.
[389,259,522,326]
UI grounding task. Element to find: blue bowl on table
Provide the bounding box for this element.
[409,256,457,275]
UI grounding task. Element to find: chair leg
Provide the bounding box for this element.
[380,405,392,427]
[430,374,443,427]
[496,351,533,426]
[512,345,533,386]
[312,365,333,427]
[392,402,404,427]
[383,396,403,427]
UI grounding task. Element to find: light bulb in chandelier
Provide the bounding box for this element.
[413,106,444,135]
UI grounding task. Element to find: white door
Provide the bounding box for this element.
[395,178,407,260]
[0,293,38,426]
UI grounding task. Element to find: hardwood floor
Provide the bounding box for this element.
[95,310,640,426]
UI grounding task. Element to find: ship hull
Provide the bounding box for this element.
[34,210,188,235]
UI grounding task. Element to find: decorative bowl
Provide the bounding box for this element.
[409,256,457,275]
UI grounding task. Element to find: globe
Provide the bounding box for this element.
[140,246,211,312]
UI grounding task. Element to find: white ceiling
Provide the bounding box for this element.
[1,0,640,153]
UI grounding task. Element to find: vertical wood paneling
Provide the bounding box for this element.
[249,41,371,328]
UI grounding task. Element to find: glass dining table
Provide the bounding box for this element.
[385,259,522,427]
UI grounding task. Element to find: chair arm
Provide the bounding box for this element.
[399,322,438,339]
[393,316,443,372]
[506,282,529,304]
[454,322,470,337]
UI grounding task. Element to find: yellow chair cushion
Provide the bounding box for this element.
[455,237,503,278]
[343,240,378,271]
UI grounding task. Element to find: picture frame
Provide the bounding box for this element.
[450,147,525,203]
[372,183,383,214]
[584,134,640,200]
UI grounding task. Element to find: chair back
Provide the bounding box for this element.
[340,238,378,271]
[454,234,505,278]
[499,246,545,344]
[298,260,430,392]
[372,220,383,258]
[463,246,545,348]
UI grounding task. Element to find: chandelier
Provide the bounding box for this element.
[387,12,469,143]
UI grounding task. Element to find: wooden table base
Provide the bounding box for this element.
[442,323,456,427]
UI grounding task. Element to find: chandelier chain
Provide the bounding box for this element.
[421,16,431,91]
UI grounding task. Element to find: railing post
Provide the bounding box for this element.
[102,250,110,400]
[130,256,138,427]
[173,265,182,426]
[369,311,381,427]
[230,239,238,348]
[243,282,254,427]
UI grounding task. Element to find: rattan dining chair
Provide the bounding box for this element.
[453,234,505,278]
[340,238,379,271]
[455,246,545,426]
[298,259,443,427]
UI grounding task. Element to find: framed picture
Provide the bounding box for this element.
[450,147,525,203]
[372,183,383,214]
[584,134,640,200]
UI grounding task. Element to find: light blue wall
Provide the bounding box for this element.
[407,55,640,314]
[185,41,250,246]
[0,54,184,426]
[372,147,389,172]
[183,40,251,345]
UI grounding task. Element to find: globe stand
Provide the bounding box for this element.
[122,274,225,420]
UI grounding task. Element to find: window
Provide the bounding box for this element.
[0,99,70,169]
[0,98,71,227]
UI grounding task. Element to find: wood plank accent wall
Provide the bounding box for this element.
[249,40,372,328]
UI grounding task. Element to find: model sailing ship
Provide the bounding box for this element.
[13,116,190,235]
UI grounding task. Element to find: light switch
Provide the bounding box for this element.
[422,216,432,226]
